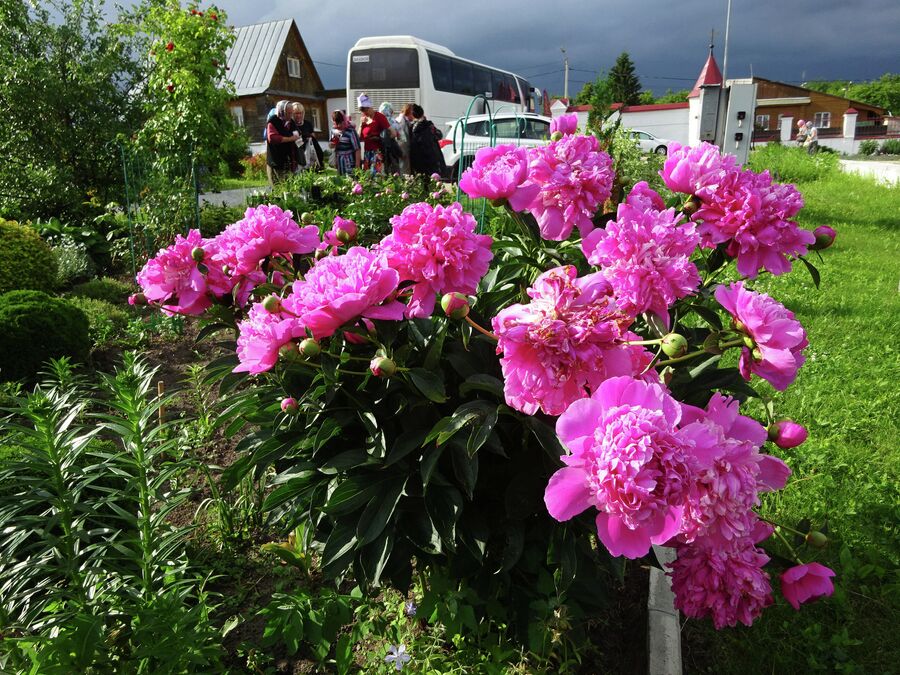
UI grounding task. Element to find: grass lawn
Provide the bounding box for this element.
[206,175,268,191]
[684,169,900,673]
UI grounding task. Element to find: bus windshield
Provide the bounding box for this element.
[349,48,420,89]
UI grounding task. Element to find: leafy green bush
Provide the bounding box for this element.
[0,219,58,295]
[240,153,267,181]
[51,235,96,288]
[880,138,900,155]
[748,144,839,182]
[0,290,90,382]
[68,277,133,304]
[65,296,131,347]
[199,204,244,238]
[858,140,879,156]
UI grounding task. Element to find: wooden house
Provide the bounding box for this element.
[225,19,329,142]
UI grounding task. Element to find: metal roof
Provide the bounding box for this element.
[226,19,293,97]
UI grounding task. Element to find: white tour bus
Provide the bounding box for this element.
[347,36,541,128]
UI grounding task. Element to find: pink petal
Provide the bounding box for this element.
[544,467,592,521]
[595,512,654,559]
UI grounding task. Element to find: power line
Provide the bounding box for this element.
[516,61,564,74]
[313,60,345,69]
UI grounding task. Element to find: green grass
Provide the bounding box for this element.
[206,176,268,191]
[684,170,900,674]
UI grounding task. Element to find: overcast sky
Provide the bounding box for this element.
[123,0,899,97]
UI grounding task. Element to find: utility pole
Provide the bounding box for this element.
[722,0,732,85]
[561,47,569,101]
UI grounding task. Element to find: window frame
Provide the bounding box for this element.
[230,105,244,127]
[813,112,831,129]
[755,114,770,130]
[286,56,302,79]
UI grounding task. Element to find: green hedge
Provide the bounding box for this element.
[0,220,58,295]
[0,291,90,382]
[69,277,134,304]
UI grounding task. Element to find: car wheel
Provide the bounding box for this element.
[655,145,668,155]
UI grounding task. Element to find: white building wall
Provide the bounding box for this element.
[619,108,690,144]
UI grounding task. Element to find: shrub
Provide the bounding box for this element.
[52,235,96,288]
[69,277,134,304]
[748,143,839,182]
[858,140,879,156]
[240,152,267,181]
[0,219,58,295]
[199,204,244,238]
[0,290,90,382]
[880,138,900,155]
[65,296,131,347]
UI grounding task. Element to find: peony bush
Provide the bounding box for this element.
[137,134,836,637]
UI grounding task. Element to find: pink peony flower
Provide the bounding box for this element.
[379,202,493,318]
[669,537,773,628]
[550,113,578,136]
[715,282,808,390]
[769,419,808,448]
[213,205,319,277]
[624,180,666,211]
[524,134,614,240]
[659,142,739,197]
[678,393,788,544]
[493,266,653,416]
[352,182,363,195]
[544,376,694,558]
[430,172,442,181]
[319,216,359,256]
[458,145,540,210]
[286,246,405,339]
[695,169,815,277]
[136,229,231,315]
[234,301,305,374]
[780,562,835,610]
[582,184,700,324]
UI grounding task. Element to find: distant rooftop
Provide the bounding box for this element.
[226,19,293,97]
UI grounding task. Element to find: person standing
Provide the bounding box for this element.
[795,120,808,148]
[408,104,445,177]
[330,110,360,176]
[394,104,413,175]
[288,102,324,171]
[804,123,819,155]
[266,100,298,184]
[357,93,391,174]
[378,102,403,175]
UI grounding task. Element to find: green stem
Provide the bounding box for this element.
[655,338,744,367]
[772,526,804,565]
[465,315,498,340]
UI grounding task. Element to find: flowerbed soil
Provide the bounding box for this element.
[120,323,652,674]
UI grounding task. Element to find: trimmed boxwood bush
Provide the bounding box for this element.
[69,277,134,304]
[65,296,131,346]
[0,291,90,382]
[0,220,58,295]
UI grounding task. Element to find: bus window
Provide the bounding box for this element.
[473,67,492,98]
[349,48,419,89]
[428,52,453,93]
[493,73,519,103]
[452,60,474,96]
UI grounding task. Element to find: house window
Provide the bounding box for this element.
[230,105,244,127]
[287,57,301,79]
[310,108,321,132]
[755,114,770,130]
[813,112,831,128]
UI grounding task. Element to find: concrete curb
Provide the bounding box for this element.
[648,545,681,675]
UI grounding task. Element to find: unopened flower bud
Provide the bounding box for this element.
[550,131,564,142]
[440,292,470,320]
[301,212,315,224]
[661,333,689,358]
[370,356,396,378]
[768,420,808,448]
[299,338,320,359]
[810,225,836,251]
[191,246,205,262]
[682,196,702,216]
[262,295,282,313]
[279,342,300,360]
[333,218,357,243]
[280,397,299,414]
[128,292,147,306]
[805,531,829,548]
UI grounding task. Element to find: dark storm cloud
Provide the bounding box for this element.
[116,0,900,95]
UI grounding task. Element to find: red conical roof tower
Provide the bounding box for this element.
[688,46,723,98]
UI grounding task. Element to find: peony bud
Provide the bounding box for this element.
[279,342,300,360]
[682,196,701,216]
[262,295,283,313]
[768,420,808,448]
[401,192,409,200]
[298,338,320,359]
[810,225,836,251]
[128,292,147,306]
[165,41,174,51]
[280,397,299,414]
[550,131,564,142]
[191,246,205,262]
[440,292,470,320]
[370,356,396,378]
[351,182,363,195]
[301,212,315,224]
[333,217,357,243]
[805,531,829,548]
[430,173,442,182]
[661,333,689,358]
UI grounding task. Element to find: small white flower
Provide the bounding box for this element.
[385,643,411,671]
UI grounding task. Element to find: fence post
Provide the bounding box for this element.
[119,144,138,279]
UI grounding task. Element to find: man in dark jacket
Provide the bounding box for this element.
[265,100,297,184]
[409,104,446,177]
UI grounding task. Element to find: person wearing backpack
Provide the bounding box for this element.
[409,104,445,178]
